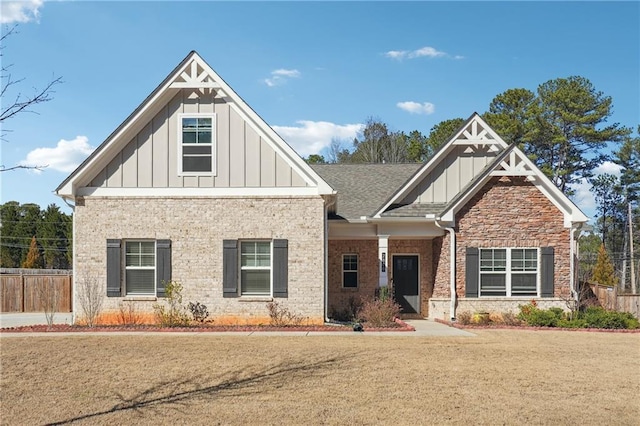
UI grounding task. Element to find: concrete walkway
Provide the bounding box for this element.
[0,315,475,337]
[0,312,73,328]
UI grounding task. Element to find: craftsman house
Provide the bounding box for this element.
[56,51,588,324]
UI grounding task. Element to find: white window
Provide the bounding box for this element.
[178,114,216,175]
[125,241,156,295]
[342,254,358,288]
[480,248,538,297]
[240,241,271,296]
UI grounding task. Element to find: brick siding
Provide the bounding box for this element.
[74,196,326,325]
[431,176,572,318]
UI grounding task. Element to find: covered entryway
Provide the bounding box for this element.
[392,255,419,314]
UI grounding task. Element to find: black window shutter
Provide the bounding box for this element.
[465,247,479,297]
[273,239,288,298]
[223,240,238,297]
[156,239,171,297]
[541,246,555,297]
[106,239,122,297]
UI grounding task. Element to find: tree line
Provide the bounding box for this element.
[0,202,72,269]
[306,75,639,290]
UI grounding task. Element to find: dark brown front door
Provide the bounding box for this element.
[393,255,419,314]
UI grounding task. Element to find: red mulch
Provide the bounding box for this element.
[0,318,415,333]
[434,318,640,333]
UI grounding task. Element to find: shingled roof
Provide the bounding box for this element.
[311,163,422,220]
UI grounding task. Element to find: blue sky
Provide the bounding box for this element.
[1,0,638,220]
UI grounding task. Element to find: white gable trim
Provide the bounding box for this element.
[57,51,333,198]
[439,145,588,227]
[373,113,508,218]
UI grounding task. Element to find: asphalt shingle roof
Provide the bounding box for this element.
[311,163,422,220]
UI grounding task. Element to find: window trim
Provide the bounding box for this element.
[124,240,157,297]
[479,248,539,297]
[342,253,358,288]
[177,113,217,176]
[239,240,273,297]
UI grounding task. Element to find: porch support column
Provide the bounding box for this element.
[378,235,389,287]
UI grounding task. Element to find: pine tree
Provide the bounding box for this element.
[592,244,617,287]
[21,236,42,268]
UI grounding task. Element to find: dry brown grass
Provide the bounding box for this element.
[1,330,639,425]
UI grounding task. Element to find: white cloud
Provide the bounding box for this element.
[569,161,623,220]
[273,121,363,157]
[409,46,446,59]
[397,101,435,115]
[264,68,301,87]
[1,0,43,24]
[385,46,461,61]
[19,136,94,173]
[384,50,408,60]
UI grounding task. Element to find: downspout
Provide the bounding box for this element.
[63,197,76,325]
[434,218,456,321]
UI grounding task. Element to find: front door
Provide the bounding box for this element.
[393,255,419,314]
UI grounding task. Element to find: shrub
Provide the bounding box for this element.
[329,296,362,322]
[456,311,473,325]
[472,312,491,325]
[357,297,401,327]
[518,304,559,327]
[153,281,190,327]
[118,301,144,325]
[579,306,639,329]
[188,302,210,323]
[77,274,103,327]
[501,312,522,326]
[266,301,304,326]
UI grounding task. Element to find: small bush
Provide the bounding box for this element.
[357,297,401,327]
[501,312,522,326]
[188,302,210,323]
[118,301,144,325]
[472,312,491,325]
[267,301,304,326]
[518,305,558,327]
[153,281,190,327]
[456,311,473,325]
[329,296,362,322]
[579,306,639,329]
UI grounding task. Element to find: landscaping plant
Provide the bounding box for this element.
[152,281,190,327]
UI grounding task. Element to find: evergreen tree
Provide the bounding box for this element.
[22,236,42,268]
[0,201,21,267]
[592,244,617,287]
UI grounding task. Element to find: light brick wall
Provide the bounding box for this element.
[429,297,569,320]
[430,176,572,319]
[74,196,326,325]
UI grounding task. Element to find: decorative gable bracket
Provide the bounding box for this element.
[169,59,225,98]
[490,151,536,177]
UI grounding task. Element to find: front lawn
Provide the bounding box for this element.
[1,330,638,425]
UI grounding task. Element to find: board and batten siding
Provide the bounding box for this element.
[89,89,308,189]
[400,145,499,204]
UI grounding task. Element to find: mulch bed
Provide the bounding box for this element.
[434,318,640,333]
[0,318,415,333]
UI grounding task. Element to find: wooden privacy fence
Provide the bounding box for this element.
[0,270,72,313]
[588,283,640,319]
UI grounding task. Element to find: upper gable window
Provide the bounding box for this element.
[178,114,216,175]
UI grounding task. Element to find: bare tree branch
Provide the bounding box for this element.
[0,164,48,172]
[0,24,61,171]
